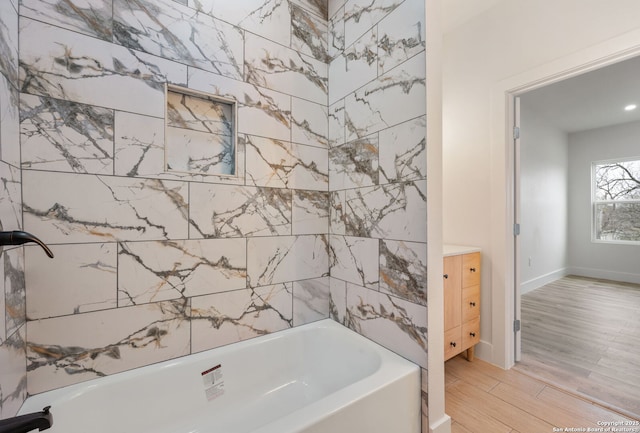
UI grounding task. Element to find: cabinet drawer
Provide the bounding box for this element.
[462,317,481,349]
[462,252,481,288]
[443,255,462,330]
[444,326,462,360]
[462,285,480,322]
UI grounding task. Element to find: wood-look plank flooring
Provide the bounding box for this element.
[445,355,638,433]
[516,275,640,419]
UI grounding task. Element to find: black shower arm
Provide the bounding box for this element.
[0,231,54,258]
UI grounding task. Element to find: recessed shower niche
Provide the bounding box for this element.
[165,84,237,177]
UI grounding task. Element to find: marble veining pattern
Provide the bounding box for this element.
[26,243,117,319]
[19,0,113,41]
[293,190,329,235]
[189,183,291,238]
[115,111,245,184]
[328,99,345,148]
[118,239,247,306]
[4,248,25,339]
[191,284,293,353]
[379,239,427,305]
[343,0,402,48]
[0,327,26,418]
[113,0,244,80]
[20,94,114,174]
[329,134,379,190]
[23,171,189,243]
[1,75,20,168]
[0,162,22,231]
[377,0,425,74]
[328,6,345,60]
[345,180,427,241]
[379,116,426,183]
[329,235,378,289]
[329,277,347,324]
[293,277,330,325]
[26,299,190,394]
[291,97,328,148]
[245,33,328,105]
[291,4,329,63]
[330,190,346,235]
[345,51,425,141]
[345,283,427,368]
[292,0,328,20]
[0,1,18,85]
[247,235,329,288]
[19,18,187,118]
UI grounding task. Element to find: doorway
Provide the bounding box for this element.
[512,55,640,418]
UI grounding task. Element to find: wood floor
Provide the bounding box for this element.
[445,355,639,433]
[516,275,640,418]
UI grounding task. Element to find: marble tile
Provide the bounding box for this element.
[329,134,379,190]
[345,51,425,141]
[329,190,346,235]
[4,248,24,339]
[114,111,244,184]
[291,0,328,20]
[329,235,378,289]
[189,183,291,238]
[0,162,21,231]
[328,99,345,148]
[377,0,425,75]
[0,246,4,341]
[19,18,187,118]
[165,127,234,176]
[1,74,20,167]
[245,33,327,105]
[190,0,291,48]
[379,239,427,305]
[26,243,117,319]
[245,135,328,190]
[379,116,426,183]
[293,190,329,235]
[247,235,329,288]
[291,4,329,63]
[345,283,427,367]
[20,93,114,174]
[0,326,26,418]
[23,171,189,243]
[328,26,377,105]
[345,180,427,241]
[166,89,233,136]
[188,68,291,142]
[293,277,330,326]
[328,5,345,60]
[0,0,18,85]
[118,239,247,306]
[26,299,190,394]
[329,0,346,19]
[20,0,113,41]
[291,97,328,148]
[191,285,292,353]
[113,0,243,80]
[329,276,346,324]
[343,0,402,48]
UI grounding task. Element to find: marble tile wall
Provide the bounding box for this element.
[326,0,428,427]
[1,0,429,426]
[0,0,26,419]
[12,0,330,398]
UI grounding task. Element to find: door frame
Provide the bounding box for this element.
[489,33,640,369]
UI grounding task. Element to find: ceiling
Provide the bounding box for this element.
[520,55,640,133]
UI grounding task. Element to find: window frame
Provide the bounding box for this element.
[591,156,640,245]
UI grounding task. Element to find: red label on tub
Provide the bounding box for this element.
[201,364,225,401]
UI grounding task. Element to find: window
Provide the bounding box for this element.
[592,158,640,243]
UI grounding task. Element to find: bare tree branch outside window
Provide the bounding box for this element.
[593,159,640,242]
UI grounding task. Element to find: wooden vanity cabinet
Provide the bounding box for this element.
[443,247,481,361]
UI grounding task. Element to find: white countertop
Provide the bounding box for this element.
[443,244,481,257]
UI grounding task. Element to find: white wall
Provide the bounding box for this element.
[519,100,569,294]
[568,121,640,283]
[443,0,640,367]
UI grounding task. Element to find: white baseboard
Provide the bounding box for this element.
[568,266,640,285]
[520,268,569,294]
[429,414,451,433]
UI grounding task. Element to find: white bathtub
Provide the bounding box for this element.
[19,319,421,433]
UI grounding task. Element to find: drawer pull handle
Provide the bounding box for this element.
[450,342,457,348]
[470,267,476,272]
[443,274,448,279]
[470,332,476,337]
[470,301,476,307]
